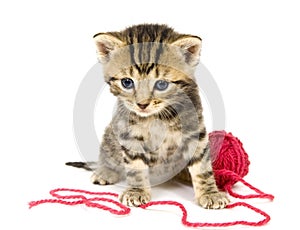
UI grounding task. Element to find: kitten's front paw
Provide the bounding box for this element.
[197,192,229,209]
[119,188,151,207]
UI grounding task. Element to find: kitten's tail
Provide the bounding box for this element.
[65,162,97,171]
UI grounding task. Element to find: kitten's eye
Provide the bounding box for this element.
[154,80,169,91]
[121,78,134,89]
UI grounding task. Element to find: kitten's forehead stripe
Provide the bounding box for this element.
[155,43,163,66]
[155,67,160,78]
[138,42,143,66]
[129,66,133,76]
[145,63,155,75]
[129,43,135,66]
[134,64,142,74]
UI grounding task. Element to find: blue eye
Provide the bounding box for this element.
[154,80,169,91]
[121,78,134,89]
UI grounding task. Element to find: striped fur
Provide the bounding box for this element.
[83,24,228,208]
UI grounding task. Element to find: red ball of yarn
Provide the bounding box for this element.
[209,131,250,190]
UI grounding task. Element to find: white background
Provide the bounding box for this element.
[1,0,299,229]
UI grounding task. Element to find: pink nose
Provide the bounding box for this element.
[137,103,149,109]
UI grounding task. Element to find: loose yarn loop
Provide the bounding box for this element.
[209,131,274,200]
[28,188,130,215]
[29,188,271,228]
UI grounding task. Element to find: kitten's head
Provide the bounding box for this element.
[93,24,202,117]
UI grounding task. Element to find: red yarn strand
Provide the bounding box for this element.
[29,188,130,215]
[225,181,275,200]
[140,201,271,228]
[215,169,275,200]
[29,188,271,227]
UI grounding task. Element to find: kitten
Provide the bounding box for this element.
[67,24,229,209]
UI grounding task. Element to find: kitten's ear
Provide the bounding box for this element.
[172,36,202,66]
[93,33,124,63]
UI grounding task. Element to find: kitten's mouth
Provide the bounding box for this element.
[135,108,153,117]
[123,101,161,117]
[135,106,163,117]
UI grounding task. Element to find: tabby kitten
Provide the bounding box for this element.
[67,24,229,209]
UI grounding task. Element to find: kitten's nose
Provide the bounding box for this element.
[137,103,150,110]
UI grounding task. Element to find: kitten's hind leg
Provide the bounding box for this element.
[91,166,120,185]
